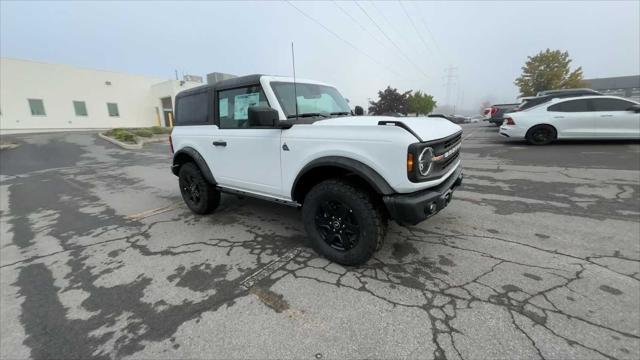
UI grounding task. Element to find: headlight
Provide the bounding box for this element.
[418,147,433,176]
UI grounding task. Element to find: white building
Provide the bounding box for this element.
[0,58,204,134]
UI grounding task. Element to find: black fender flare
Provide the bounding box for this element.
[291,156,395,200]
[171,147,216,185]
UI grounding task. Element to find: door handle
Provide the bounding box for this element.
[553,116,565,119]
[212,140,227,147]
[600,114,613,117]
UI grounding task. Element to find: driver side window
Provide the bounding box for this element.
[218,86,269,129]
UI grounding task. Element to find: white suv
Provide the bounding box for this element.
[170,74,463,265]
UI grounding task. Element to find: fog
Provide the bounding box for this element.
[2,0,639,114]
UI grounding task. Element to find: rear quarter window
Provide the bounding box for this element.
[175,91,209,125]
[590,98,635,111]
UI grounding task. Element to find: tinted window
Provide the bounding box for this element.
[28,99,46,116]
[521,98,547,110]
[175,92,208,125]
[218,86,269,129]
[107,103,120,117]
[547,99,589,112]
[590,98,634,112]
[73,101,88,116]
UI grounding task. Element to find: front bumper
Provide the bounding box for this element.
[383,166,463,225]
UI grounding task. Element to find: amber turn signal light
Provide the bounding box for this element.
[407,152,414,172]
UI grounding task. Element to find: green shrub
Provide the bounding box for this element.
[116,132,137,143]
[105,129,137,144]
[131,129,153,138]
[150,126,171,134]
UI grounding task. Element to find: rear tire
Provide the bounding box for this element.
[526,125,556,145]
[302,179,386,266]
[178,162,220,214]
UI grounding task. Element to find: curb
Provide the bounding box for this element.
[0,143,20,150]
[98,132,142,149]
[98,133,169,150]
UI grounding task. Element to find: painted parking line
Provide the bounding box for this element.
[126,203,182,221]
[463,129,477,141]
[240,247,304,290]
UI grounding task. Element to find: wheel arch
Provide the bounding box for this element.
[171,147,216,185]
[291,156,394,204]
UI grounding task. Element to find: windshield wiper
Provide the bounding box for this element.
[330,111,350,116]
[287,112,330,119]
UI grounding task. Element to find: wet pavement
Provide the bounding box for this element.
[1,124,638,359]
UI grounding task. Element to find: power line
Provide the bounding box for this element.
[398,1,433,59]
[354,1,432,81]
[332,0,417,77]
[285,1,402,77]
[444,65,458,109]
[412,1,450,65]
[332,1,385,47]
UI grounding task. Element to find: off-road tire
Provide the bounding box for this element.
[302,179,387,266]
[178,162,220,214]
[526,125,557,145]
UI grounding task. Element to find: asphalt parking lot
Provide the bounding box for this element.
[1,123,639,360]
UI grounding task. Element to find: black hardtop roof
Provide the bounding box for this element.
[176,74,266,97]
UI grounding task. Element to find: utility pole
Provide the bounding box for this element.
[444,65,458,113]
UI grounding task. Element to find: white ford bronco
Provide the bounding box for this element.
[170,75,463,265]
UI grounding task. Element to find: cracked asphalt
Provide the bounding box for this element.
[0,124,639,360]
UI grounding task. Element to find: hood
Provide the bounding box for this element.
[313,116,462,142]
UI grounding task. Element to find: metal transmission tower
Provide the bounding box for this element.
[444,66,458,112]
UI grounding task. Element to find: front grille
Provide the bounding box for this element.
[442,134,462,152]
[424,132,462,180]
[440,151,460,170]
[408,131,462,183]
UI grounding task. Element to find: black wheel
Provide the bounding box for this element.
[526,125,556,145]
[302,179,387,266]
[178,162,220,214]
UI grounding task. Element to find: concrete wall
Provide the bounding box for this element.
[0,58,199,134]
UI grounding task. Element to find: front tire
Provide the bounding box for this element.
[526,125,556,145]
[302,179,386,266]
[178,162,220,214]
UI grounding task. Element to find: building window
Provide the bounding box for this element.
[28,99,46,116]
[73,101,88,116]
[107,103,119,117]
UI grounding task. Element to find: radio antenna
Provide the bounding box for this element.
[291,42,299,119]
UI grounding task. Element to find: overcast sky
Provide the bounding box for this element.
[2,0,639,113]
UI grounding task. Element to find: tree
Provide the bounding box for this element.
[407,91,437,116]
[368,86,412,115]
[515,49,586,97]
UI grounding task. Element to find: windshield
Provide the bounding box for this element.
[271,82,351,118]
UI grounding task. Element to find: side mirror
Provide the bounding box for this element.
[628,104,640,113]
[354,106,364,116]
[248,106,279,127]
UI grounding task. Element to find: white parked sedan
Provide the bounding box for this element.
[499,95,640,145]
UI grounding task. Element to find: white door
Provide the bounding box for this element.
[589,98,640,138]
[546,98,592,138]
[209,85,283,197]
